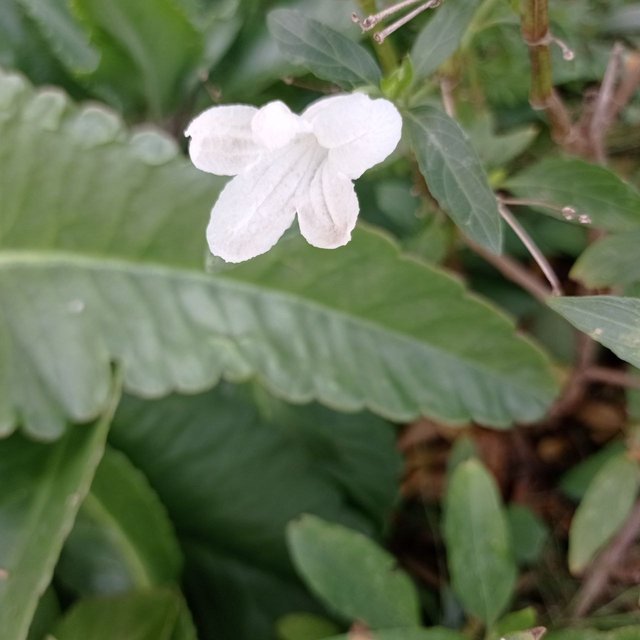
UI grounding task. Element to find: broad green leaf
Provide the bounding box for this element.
[506,505,548,565]
[57,447,182,596]
[70,0,204,116]
[276,613,340,640]
[490,607,539,639]
[0,385,117,640]
[0,70,558,439]
[568,454,640,574]
[506,159,640,231]
[548,296,640,369]
[52,589,196,640]
[17,0,99,73]
[444,460,516,625]
[287,514,420,629]
[324,628,466,640]
[405,106,503,253]
[571,231,640,288]
[111,386,401,640]
[411,0,480,80]
[560,441,626,501]
[267,9,381,88]
[26,587,60,640]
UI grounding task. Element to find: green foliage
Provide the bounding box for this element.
[405,106,503,253]
[549,297,640,369]
[287,514,421,628]
[506,159,640,231]
[0,386,117,640]
[411,0,481,81]
[0,0,639,638]
[52,589,196,640]
[568,454,640,574]
[571,231,640,288]
[268,9,381,88]
[444,460,517,625]
[56,447,183,595]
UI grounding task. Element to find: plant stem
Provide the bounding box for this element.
[356,0,399,74]
[520,0,572,142]
[498,203,563,296]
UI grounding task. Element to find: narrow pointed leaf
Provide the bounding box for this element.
[405,106,503,253]
[287,514,420,628]
[506,158,640,231]
[267,9,381,88]
[568,454,640,574]
[444,460,516,625]
[0,385,118,640]
[548,296,640,368]
[412,0,480,80]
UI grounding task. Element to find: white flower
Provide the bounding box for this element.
[185,92,402,263]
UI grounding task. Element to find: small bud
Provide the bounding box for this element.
[578,213,592,224]
[553,37,575,61]
[561,206,576,220]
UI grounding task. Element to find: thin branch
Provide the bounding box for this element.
[499,203,563,296]
[573,498,640,617]
[548,333,598,420]
[466,238,552,303]
[590,43,625,163]
[584,366,640,390]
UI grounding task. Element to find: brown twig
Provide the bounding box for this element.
[584,366,640,391]
[573,498,640,617]
[548,333,598,420]
[499,203,564,296]
[466,238,552,303]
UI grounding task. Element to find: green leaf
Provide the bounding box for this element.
[324,629,466,640]
[111,385,401,640]
[405,106,503,253]
[0,70,558,439]
[52,589,196,640]
[571,231,640,288]
[267,9,381,88]
[560,441,626,501]
[548,296,640,368]
[506,505,548,566]
[17,0,99,73]
[70,0,204,116]
[57,447,182,596]
[287,514,420,628]
[490,607,539,639]
[506,159,640,231]
[276,613,340,640]
[411,0,480,80]
[444,460,516,625]
[568,454,640,574]
[0,385,118,640]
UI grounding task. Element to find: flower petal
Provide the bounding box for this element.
[185,105,262,176]
[303,93,402,179]
[251,101,310,150]
[207,137,321,262]
[296,161,359,249]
